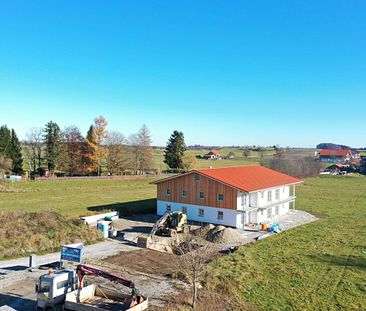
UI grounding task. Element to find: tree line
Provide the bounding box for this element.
[1,116,155,177]
[0,116,197,178]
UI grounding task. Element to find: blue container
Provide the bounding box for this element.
[97,221,109,239]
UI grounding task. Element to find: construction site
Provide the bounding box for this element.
[0,210,317,310]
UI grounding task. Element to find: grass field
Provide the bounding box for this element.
[209,176,366,310]
[0,178,158,217]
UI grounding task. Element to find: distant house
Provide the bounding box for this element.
[152,165,302,228]
[319,149,352,163]
[203,150,221,160]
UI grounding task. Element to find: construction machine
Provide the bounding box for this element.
[150,211,188,237]
[36,264,147,310]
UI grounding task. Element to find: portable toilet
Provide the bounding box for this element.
[97,221,109,239]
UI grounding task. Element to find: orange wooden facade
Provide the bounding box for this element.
[156,172,238,210]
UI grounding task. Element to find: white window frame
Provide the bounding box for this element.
[198,208,204,217]
[217,211,223,220]
[217,193,224,202]
[166,188,171,196]
[275,189,280,200]
[195,174,200,181]
[267,207,272,218]
[166,204,171,212]
[275,205,279,215]
[260,191,264,198]
[199,191,204,200]
[267,191,272,203]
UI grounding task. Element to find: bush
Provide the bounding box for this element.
[260,157,321,178]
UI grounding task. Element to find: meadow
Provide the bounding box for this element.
[209,176,366,310]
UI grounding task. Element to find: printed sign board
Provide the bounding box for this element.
[60,243,84,263]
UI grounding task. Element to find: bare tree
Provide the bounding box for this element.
[137,124,153,174]
[242,147,251,159]
[25,127,43,172]
[106,131,127,175]
[62,126,84,176]
[182,153,197,171]
[174,235,216,310]
[0,156,12,178]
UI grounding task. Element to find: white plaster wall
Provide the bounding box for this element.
[157,200,238,227]
[253,186,290,208]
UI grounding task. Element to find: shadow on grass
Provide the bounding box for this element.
[309,254,366,270]
[0,265,28,271]
[88,198,156,216]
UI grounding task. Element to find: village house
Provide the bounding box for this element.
[152,165,302,229]
[203,150,221,160]
[319,149,351,163]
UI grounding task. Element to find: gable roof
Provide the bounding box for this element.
[153,165,302,192]
[319,149,351,157]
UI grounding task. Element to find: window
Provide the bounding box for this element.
[275,189,280,200]
[195,174,200,181]
[217,193,224,201]
[166,188,171,196]
[182,206,187,214]
[267,207,272,218]
[283,187,286,193]
[261,209,264,216]
[199,191,205,199]
[260,191,264,198]
[217,211,223,220]
[198,208,204,217]
[166,204,171,212]
[57,280,69,290]
[267,191,272,202]
[275,206,279,215]
[182,190,187,198]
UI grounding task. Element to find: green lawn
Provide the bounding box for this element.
[210,176,366,310]
[0,178,158,217]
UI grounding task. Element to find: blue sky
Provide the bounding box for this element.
[0,1,365,147]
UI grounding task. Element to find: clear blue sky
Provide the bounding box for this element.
[0,1,365,147]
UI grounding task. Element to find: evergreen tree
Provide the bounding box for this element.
[44,121,62,172]
[0,125,11,158]
[9,129,23,174]
[164,130,186,169]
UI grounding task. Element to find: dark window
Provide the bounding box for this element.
[166,188,171,196]
[198,208,204,217]
[217,211,223,220]
[195,174,200,181]
[182,190,187,198]
[217,193,224,201]
[199,192,204,199]
[166,204,171,212]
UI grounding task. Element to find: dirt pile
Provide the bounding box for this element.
[193,224,243,244]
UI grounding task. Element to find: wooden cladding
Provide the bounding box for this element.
[156,172,237,210]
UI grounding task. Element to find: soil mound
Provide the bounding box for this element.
[209,227,242,244]
[192,223,215,237]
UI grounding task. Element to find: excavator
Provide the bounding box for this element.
[36,264,147,310]
[150,211,188,237]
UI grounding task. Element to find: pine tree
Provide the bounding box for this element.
[9,129,23,174]
[44,121,62,172]
[164,130,186,169]
[0,125,11,158]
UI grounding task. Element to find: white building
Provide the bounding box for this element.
[152,165,302,229]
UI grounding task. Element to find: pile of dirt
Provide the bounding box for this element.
[192,223,215,237]
[194,224,243,244]
[208,227,242,244]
